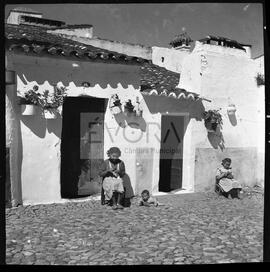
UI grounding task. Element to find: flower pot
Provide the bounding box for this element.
[21,104,38,115]
[125,109,136,118]
[124,100,134,116]
[205,120,217,132]
[135,109,143,117]
[111,106,122,115]
[227,104,236,116]
[44,108,57,119]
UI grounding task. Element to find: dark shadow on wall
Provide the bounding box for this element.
[46,114,62,138]
[142,95,205,121]
[207,126,225,151]
[114,112,127,128]
[20,110,62,139]
[228,114,237,126]
[126,115,147,132]
[113,112,147,131]
[16,116,23,206]
[20,107,46,138]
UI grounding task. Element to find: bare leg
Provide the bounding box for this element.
[112,192,117,209]
[117,193,124,209]
[236,189,241,199]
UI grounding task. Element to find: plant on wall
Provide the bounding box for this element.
[202,109,223,132]
[255,73,265,86]
[109,94,122,115]
[124,99,135,116]
[18,85,42,106]
[40,85,67,110]
[111,94,122,107]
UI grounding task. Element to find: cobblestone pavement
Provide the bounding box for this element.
[6,191,263,265]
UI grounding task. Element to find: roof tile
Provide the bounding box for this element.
[5,24,150,65]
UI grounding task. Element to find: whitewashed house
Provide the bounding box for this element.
[5,8,264,206]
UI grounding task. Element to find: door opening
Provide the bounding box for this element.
[60,96,106,198]
[159,115,184,192]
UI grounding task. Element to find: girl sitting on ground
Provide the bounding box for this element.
[99,147,125,210]
[216,158,242,199]
[138,190,159,207]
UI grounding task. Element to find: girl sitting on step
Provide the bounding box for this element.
[216,158,242,199]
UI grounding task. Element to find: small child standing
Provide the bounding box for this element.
[138,190,158,207]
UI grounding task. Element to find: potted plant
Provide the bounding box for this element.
[19,85,41,115]
[40,85,67,119]
[255,73,264,86]
[55,84,67,115]
[109,94,122,115]
[202,109,223,132]
[124,99,135,117]
[227,104,236,116]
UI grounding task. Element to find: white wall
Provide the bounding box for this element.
[178,42,265,190]
[254,55,264,74]
[20,113,62,204]
[152,46,190,73]
[6,84,23,206]
[48,27,93,38]
[7,52,143,205]
[13,73,164,203]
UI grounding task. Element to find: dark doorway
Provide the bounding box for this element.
[60,96,106,198]
[159,115,184,192]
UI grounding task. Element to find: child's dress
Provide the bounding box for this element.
[99,159,125,201]
[216,166,242,192]
[138,196,158,206]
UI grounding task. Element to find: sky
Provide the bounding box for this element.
[5,3,264,58]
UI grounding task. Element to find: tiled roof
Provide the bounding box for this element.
[140,63,180,93]
[199,35,245,50]
[54,24,93,29]
[20,15,65,27]
[5,24,150,65]
[141,86,200,101]
[140,63,200,100]
[5,23,199,100]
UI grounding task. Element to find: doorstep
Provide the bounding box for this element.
[153,188,194,196]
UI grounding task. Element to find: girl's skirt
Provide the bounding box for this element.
[219,178,242,193]
[103,177,124,200]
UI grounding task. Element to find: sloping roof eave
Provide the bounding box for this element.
[5,24,150,65]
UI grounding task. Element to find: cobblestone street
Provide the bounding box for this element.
[6,191,263,265]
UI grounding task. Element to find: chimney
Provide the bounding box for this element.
[7,7,42,25]
[169,32,193,52]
